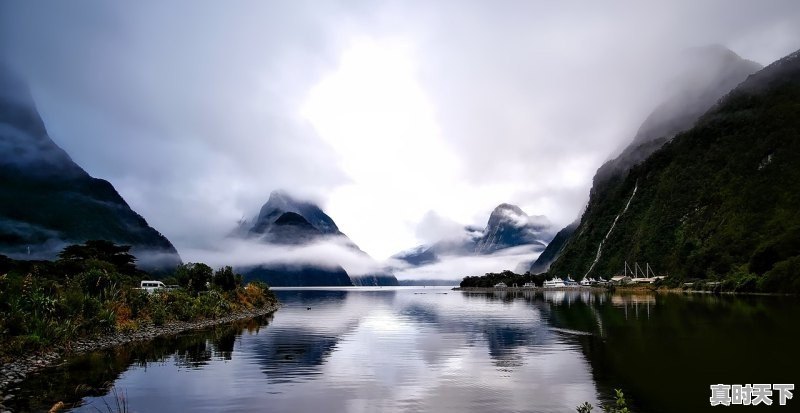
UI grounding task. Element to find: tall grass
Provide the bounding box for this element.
[0,252,276,360]
[90,386,129,413]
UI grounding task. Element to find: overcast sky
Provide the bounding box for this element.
[1,1,799,260]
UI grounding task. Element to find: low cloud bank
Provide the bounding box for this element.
[178,236,540,283]
[180,237,385,276]
[391,245,541,281]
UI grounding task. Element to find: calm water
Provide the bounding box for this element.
[12,287,800,413]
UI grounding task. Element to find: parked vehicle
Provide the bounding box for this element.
[139,280,167,294]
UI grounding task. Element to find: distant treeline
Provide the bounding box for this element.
[460,270,548,288]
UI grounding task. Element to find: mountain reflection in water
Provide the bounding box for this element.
[11,287,799,413]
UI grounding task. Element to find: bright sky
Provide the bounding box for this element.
[2,1,800,260]
[302,38,474,255]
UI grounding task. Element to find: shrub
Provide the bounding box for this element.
[151,302,168,326]
[124,288,150,319]
[194,290,227,318]
[175,263,213,295]
[577,389,630,413]
[758,256,800,293]
[213,266,242,292]
[0,246,278,360]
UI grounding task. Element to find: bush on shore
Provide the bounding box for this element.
[0,241,276,361]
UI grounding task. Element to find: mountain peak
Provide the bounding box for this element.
[680,44,751,63]
[592,46,762,190]
[493,203,524,213]
[487,203,551,230]
[486,204,525,231]
[0,65,181,270]
[632,45,762,146]
[547,47,800,292]
[0,63,86,178]
[248,190,340,236]
[266,189,292,205]
[236,190,398,286]
[475,203,552,254]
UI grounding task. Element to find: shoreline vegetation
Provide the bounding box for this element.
[0,240,280,399]
[457,270,798,295]
[0,303,279,398]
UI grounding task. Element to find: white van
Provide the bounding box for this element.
[139,280,167,294]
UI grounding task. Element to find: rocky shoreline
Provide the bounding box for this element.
[0,303,280,412]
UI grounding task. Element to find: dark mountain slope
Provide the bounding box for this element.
[548,49,800,292]
[0,64,181,271]
[529,220,578,274]
[261,212,324,245]
[243,263,352,287]
[535,47,761,273]
[594,46,762,189]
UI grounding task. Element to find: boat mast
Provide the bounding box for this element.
[634,262,645,278]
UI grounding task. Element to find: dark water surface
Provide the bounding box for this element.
[11,287,800,412]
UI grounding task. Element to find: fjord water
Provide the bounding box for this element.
[15,288,800,413]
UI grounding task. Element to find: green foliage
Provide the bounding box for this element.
[758,256,800,293]
[461,270,548,288]
[58,240,138,275]
[175,262,213,295]
[194,290,231,318]
[577,389,630,413]
[151,302,167,326]
[124,288,151,319]
[551,69,800,293]
[0,242,277,360]
[610,389,631,413]
[213,266,242,292]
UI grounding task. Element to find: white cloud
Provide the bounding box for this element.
[181,237,385,276]
[414,211,472,245]
[2,0,799,261]
[392,245,542,281]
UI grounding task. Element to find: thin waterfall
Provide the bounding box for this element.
[583,181,638,278]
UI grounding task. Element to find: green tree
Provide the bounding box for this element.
[212,266,242,292]
[175,263,213,294]
[58,240,137,274]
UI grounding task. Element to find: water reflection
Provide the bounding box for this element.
[12,288,799,413]
[11,317,269,412]
[538,290,800,413]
